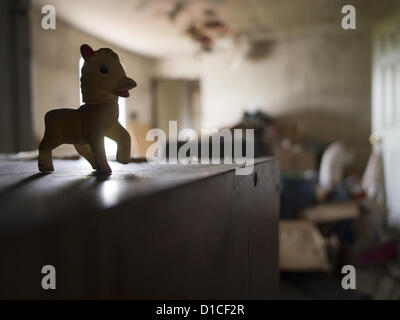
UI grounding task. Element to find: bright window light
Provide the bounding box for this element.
[79,58,126,159]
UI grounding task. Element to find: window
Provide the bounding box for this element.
[79,58,127,159]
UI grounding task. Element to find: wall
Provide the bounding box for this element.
[30,9,156,154]
[30,6,376,172]
[0,0,33,153]
[156,28,373,173]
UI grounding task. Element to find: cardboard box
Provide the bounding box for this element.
[280,220,330,271]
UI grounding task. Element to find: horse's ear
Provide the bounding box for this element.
[80,44,95,61]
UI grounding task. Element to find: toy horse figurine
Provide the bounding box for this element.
[38,44,137,174]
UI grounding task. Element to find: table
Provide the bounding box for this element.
[0,157,279,299]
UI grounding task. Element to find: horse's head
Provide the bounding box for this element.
[80,44,137,104]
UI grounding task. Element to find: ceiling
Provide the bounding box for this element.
[32,0,400,58]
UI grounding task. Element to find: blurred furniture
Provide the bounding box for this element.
[300,202,360,224]
[0,157,279,299]
[280,171,318,219]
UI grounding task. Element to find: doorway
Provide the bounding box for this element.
[372,14,400,226]
[152,79,201,134]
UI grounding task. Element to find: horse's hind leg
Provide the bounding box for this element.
[38,132,59,172]
[74,144,96,169]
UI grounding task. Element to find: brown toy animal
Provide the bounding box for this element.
[38,44,137,174]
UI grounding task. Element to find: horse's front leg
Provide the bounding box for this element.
[106,122,131,164]
[88,137,111,174]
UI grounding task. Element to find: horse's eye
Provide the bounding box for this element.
[99,64,108,74]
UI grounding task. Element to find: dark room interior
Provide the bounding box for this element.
[1,0,400,304]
